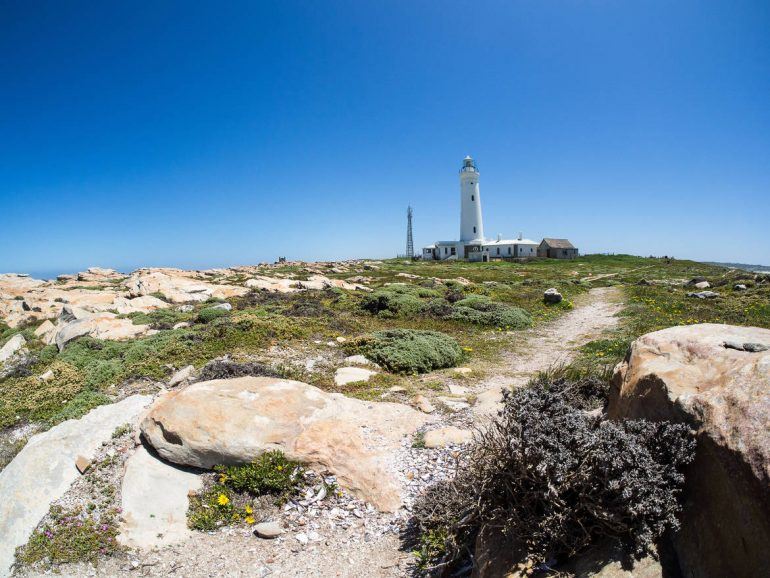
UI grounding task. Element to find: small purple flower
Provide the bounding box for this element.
[101,524,109,531]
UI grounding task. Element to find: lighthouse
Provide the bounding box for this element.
[459,156,484,242]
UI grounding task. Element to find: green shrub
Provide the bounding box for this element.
[82,359,122,389]
[450,296,531,329]
[353,329,462,374]
[128,308,189,329]
[196,307,230,324]
[361,289,423,318]
[215,450,304,497]
[188,451,304,531]
[49,390,112,425]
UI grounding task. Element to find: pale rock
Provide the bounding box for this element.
[609,324,770,578]
[112,295,170,315]
[423,427,473,448]
[448,384,469,396]
[543,287,563,304]
[438,396,471,411]
[168,365,195,387]
[344,354,376,367]
[211,302,232,311]
[253,521,283,539]
[119,444,201,549]
[734,283,748,291]
[172,322,190,330]
[334,366,377,386]
[55,312,151,350]
[0,334,26,364]
[33,319,57,344]
[141,377,428,511]
[39,369,54,381]
[686,290,719,299]
[413,395,435,414]
[75,455,91,474]
[453,367,472,375]
[0,395,152,576]
[694,280,711,289]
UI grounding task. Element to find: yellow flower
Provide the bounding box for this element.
[276,465,283,471]
[217,493,230,506]
[245,515,255,525]
[245,505,253,514]
[219,474,228,484]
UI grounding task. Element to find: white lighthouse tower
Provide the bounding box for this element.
[459,156,484,242]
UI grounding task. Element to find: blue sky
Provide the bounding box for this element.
[1,0,769,276]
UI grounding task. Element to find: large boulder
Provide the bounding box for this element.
[0,334,26,364]
[124,269,248,303]
[608,323,770,578]
[140,377,430,511]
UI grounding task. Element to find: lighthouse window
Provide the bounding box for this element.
[471,195,474,201]
[473,226,476,234]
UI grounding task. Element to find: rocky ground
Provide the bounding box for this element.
[8,286,623,578]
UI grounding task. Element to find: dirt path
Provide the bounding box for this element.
[473,286,624,416]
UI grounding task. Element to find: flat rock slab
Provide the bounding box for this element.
[334,366,377,386]
[141,377,429,511]
[119,444,202,549]
[0,395,151,577]
[423,427,473,448]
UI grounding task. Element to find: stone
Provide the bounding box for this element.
[177,304,194,313]
[38,369,54,381]
[168,365,195,387]
[33,319,57,344]
[211,302,232,311]
[119,444,202,549]
[423,427,473,448]
[608,324,770,578]
[734,283,748,291]
[343,354,375,367]
[140,377,428,511]
[694,280,710,289]
[686,290,719,299]
[438,397,471,411]
[723,340,769,353]
[447,384,468,395]
[334,366,377,386]
[111,295,170,315]
[0,334,25,364]
[543,288,563,304]
[55,312,151,350]
[687,276,707,285]
[125,269,248,303]
[453,367,472,375]
[74,455,91,474]
[0,395,152,576]
[253,521,283,539]
[172,321,190,330]
[413,394,435,413]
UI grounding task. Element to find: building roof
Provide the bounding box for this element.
[541,238,576,249]
[483,238,537,246]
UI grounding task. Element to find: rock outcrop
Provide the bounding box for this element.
[0,395,152,577]
[608,323,770,578]
[125,269,249,303]
[141,377,429,511]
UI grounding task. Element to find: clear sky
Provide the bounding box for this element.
[1,0,769,276]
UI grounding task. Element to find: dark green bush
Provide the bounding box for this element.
[409,377,695,574]
[450,295,531,329]
[196,307,230,324]
[197,360,284,381]
[353,329,462,374]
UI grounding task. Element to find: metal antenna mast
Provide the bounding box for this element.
[406,206,414,258]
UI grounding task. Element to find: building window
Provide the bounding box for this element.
[451,247,456,255]
[508,247,512,255]
[473,226,476,234]
[471,195,474,201]
[496,247,500,255]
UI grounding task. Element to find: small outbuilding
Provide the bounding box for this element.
[538,238,578,259]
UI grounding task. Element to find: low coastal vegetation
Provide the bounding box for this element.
[188,451,305,531]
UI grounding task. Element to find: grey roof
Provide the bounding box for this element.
[541,238,576,249]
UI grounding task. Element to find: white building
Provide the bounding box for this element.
[422,156,538,261]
